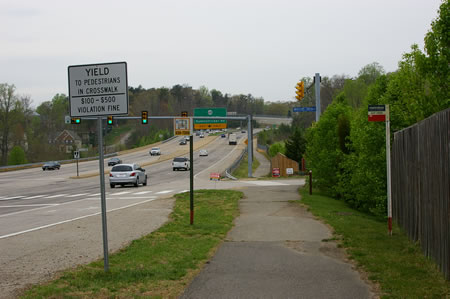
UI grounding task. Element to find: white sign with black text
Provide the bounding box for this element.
[68,62,128,117]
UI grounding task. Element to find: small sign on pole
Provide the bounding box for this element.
[272,168,280,177]
[286,168,294,175]
[368,104,392,235]
[174,117,192,136]
[368,105,386,122]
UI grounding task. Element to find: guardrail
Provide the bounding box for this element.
[222,146,248,179]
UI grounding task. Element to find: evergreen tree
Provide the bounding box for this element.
[284,128,306,163]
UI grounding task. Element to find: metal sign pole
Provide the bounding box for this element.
[247,115,253,178]
[98,117,109,271]
[76,157,79,177]
[386,105,392,235]
[189,134,194,225]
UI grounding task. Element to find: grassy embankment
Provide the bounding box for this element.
[298,187,450,298]
[22,190,242,298]
[231,153,260,178]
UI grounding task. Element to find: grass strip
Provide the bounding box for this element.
[298,187,450,298]
[22,189,242,298]
[232,153,260,178]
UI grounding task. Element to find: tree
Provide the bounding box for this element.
[284,128,306,163]
[8,145,27,165]
[0,83,19,165]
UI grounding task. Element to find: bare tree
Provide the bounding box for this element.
[0,83,19,165]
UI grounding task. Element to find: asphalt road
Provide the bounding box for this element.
[0,132,248,238]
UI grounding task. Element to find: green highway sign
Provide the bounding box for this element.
[194,108,227,129]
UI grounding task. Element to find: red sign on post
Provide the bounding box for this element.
[368,105,386,122]
[210,172,220,181]
[272,168,280,177]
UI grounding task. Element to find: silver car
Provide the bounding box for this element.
[109,164,147,188]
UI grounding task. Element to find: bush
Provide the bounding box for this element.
[8,146,28,165]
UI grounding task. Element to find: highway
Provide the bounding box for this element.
[0,132,248,238]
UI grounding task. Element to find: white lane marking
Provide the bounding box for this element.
[134,191,153,195]
[178,190,189,193]
[194,141,241,179]
[43,194,69,199]
[0,204,59,207]
[155,190,173,194]
[88,193,100,197]
[114,196,157,200]
[45,210,57,213]
[0,196,26,200]
[244,181,289,186]
[0,198,158,239]
[24,195,47,199]
[67,193,89,197]
[0,198,94,219]
[111,191,131,196]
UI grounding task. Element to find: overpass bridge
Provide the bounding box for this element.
[252,115,293,126]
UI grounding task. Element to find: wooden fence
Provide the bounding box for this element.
[392,108,449,280]
[270,153,299,177]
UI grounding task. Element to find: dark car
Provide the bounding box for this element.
[179,139,187,145]
[108,157,122,166]
[42,161,61,171]
[221,134,226,138]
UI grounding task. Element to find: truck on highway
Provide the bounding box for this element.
[229,133,237,145]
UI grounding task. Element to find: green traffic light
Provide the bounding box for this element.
[142,119,148,124]
[75,119,80,124]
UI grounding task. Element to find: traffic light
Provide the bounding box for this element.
[181,111,188,117]
[141,111,148,124]
[295,81,305,101]
[107,115,113,125]
[71,117,81,124]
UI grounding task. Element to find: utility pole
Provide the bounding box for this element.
[315,73,321,122]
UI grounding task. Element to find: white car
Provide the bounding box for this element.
[149,147,161,156]
[109,164,147,188]
[199,149,208,156]
[172,157,190,171]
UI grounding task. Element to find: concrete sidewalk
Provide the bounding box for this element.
[252,139,271,178]
[180,182,375,298]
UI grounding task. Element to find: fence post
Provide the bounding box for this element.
[309,170,312,195]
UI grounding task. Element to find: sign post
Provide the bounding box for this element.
[368,104,392,235]
[74,151,80,177]
[68,61,129,272]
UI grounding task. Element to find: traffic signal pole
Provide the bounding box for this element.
[315,73,321,122]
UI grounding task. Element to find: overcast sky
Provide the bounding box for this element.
[0,0,443,108]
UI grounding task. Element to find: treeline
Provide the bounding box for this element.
[0,83,295,166]
[304,1,449,216]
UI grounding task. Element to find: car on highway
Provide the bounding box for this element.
[199,133,205,138]
[107,157,122,166]
[42,161,61,171]
[172,157,190,171]
[179,139,187,145]
[241,130,246,133]
[221,134,226,138]
[149,147,161,156]
[199,149,208,156]
[109,164,147,188]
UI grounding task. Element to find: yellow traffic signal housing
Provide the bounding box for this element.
[107,115,113,125]
[181,111,188,117]
[141,111,148,124]
[71,117,81,124]
[295,81,305,101]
